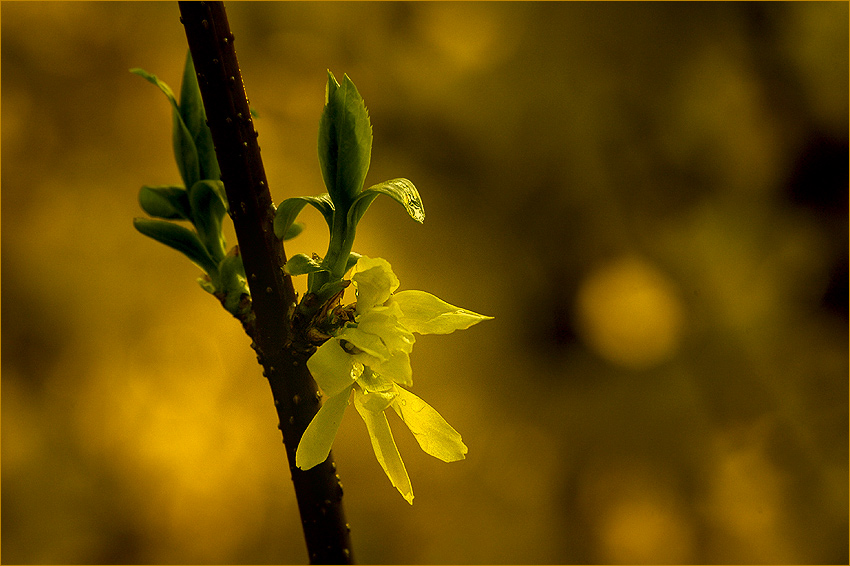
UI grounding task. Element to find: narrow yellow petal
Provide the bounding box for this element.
[354,392,414,504]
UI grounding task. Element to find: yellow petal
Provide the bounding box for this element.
[393,290,493,335]
[295,387,352,470]
[392,387,468,462]
[354,392,414,504]
[352,257,399,313]
[307,339,361,397]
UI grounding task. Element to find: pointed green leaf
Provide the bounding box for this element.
[188,180,228,262]
[130,68,179,111]
[318,71,373,208]
[131,67,201,188]
[284,253,328,276]
[133,218,218,275]
[325,69,340,103]
[273,194,334,240]
[179,51,220,181]
[139,185,191,220]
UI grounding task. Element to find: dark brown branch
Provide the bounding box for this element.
[178,2,353,563]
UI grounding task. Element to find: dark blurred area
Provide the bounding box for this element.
[2,2,847,564]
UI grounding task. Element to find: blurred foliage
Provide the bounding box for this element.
[2,2,847,564]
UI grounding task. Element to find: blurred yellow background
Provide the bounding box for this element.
[2,2,847,563]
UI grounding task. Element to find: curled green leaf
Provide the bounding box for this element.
[133,217,218,276]
[347,178,424,232]
[273,194,334,240]
[139,185,191,220]
[366,178,424,223]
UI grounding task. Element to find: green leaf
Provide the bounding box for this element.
[273,194,334,240]
[130,68,179,111]
[131,66,201,189]
[318,71,373,208]
[220,249,247,280]
[282,222,304,241]
[139,185,191,220]
[219,251,250,314]
[346,192,379,236]
[367,178,425,223]
[179,51,220,181]
[284,253,328,276]
[172,107,201,189]
[314,278,350,304]
[188,180,228,262]
[348,178,424,229]
[345,252,362,274]
[133,218,218,275]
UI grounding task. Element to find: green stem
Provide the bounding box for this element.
[178,2,354,563]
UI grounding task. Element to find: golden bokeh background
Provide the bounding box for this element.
[2,2,847,563]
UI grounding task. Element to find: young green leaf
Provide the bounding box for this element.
[172,109,201,189]
[139,185,191,220]
[131,66,202,189]
[188,180,228,262]
[219,251,250,315]
[133,218,218,276]
[282,222,305,241]
[179,51,220,181]
[348,178,424,229]
[346,192,378,238]
[273,194,335,240]
[366,178,424,223]
[284,253,329,276]
[318,71,373,208]
[130,68,179,112]
[345,252,362,274]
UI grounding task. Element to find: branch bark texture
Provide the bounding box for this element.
[178,2,353,563]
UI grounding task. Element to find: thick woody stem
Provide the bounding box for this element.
[178,2,353,563]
